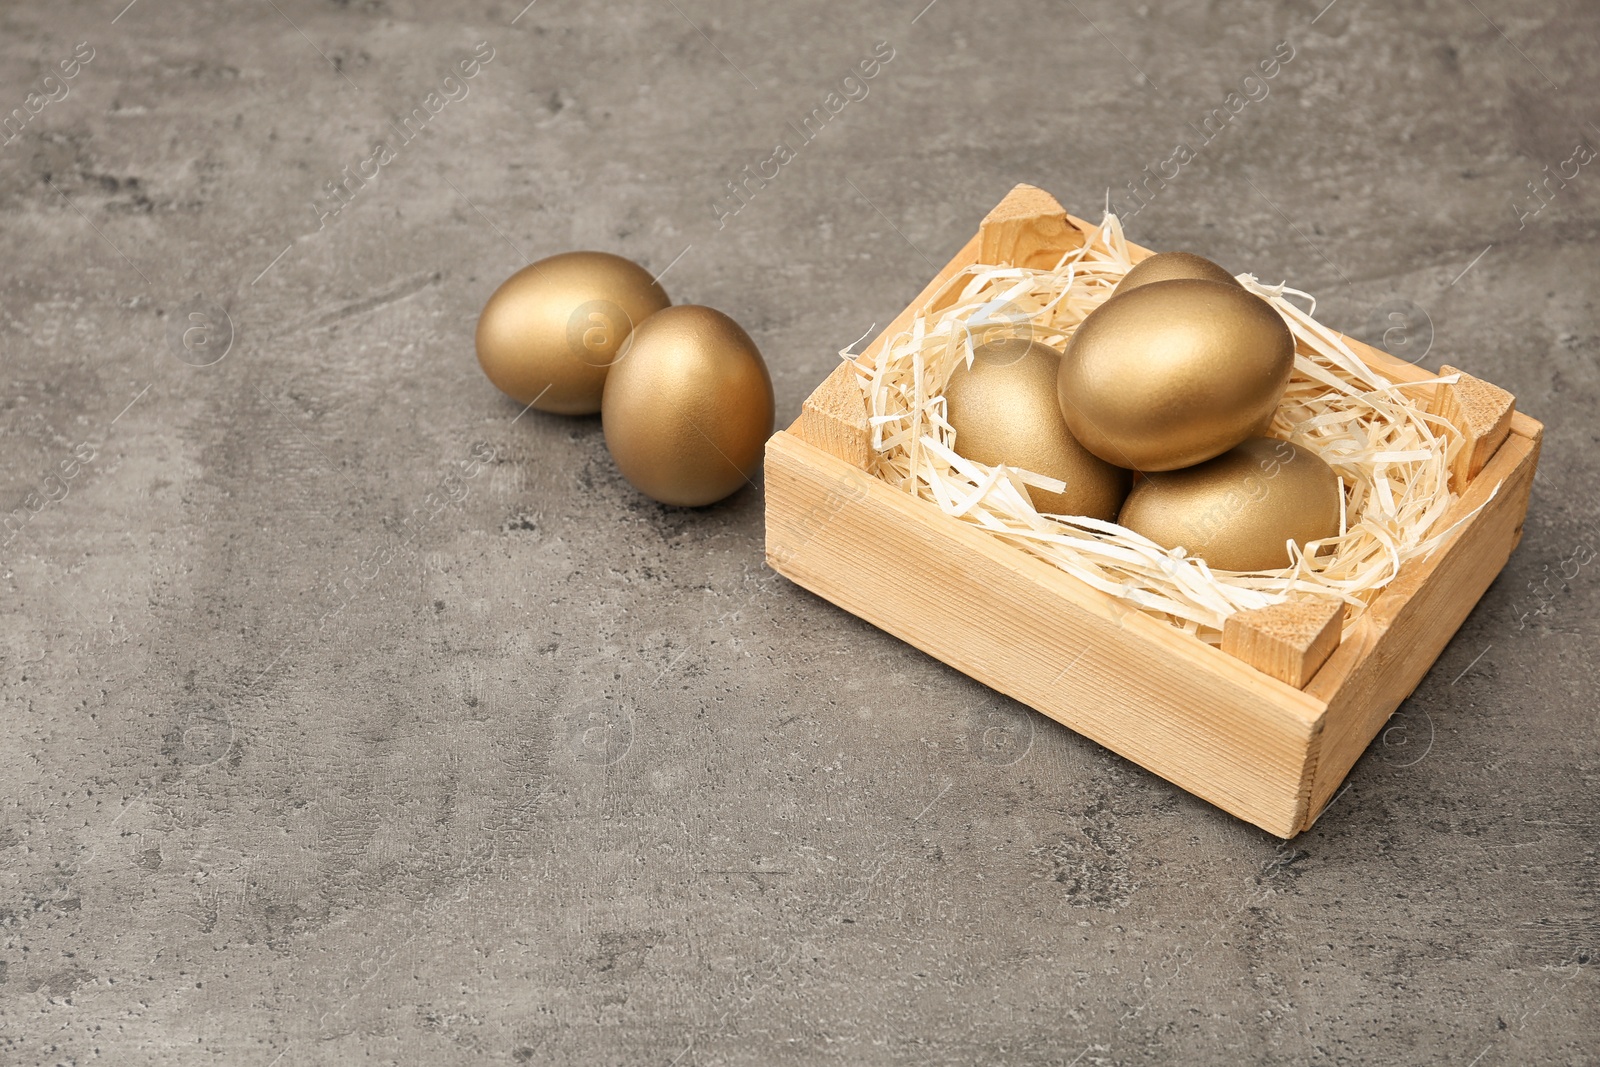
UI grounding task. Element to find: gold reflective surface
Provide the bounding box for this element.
[1114,251,1240,295]
[1117,437,1343,571]
[1059,279,1295,471]
[601,306,775,507]
[476,251,670,415]
[946,338,1130,520]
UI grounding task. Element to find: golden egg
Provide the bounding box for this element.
[1058,279,1295,472]
[1115,251,1239,295]
[945,339,1130,520]
[1117,437,1342,571]
[475,251,670,415]
[601,306,774,507]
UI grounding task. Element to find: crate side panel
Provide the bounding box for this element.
[765,430,1318,838]
[1299,430,1539,828]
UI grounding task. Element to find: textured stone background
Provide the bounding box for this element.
[1,1,1596,1064]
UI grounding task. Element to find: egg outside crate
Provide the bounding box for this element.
[309,42,496,232]
[710,40,897,229]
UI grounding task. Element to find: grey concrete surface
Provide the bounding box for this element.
[1,1,1596,1064]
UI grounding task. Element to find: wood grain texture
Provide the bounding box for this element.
[800,361,872,469]
[1430,364,1517,490]
[1223,598,1344,689]
[766,429,1323,838]
[769,193,1542,838]
[978,184,1085,269]
[1297,428,1540,828]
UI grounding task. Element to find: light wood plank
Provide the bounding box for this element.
[766,428,1324,838]
[800,361,871,469]
[978,183,1086,269]
[1223,599,1344,689]
[777,194,1541,838]
[1298,429,1540,829]
[1430,364,1517,490]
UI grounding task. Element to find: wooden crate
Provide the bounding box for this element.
[764,184,1541,838]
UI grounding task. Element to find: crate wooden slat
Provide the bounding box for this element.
[764,184,1541,837]
[1429,364,1517,491]
[1223,599,1345,690]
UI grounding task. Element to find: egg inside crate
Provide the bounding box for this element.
[1117,437,1343,572]
[944,338,1131,521]
[1058,278,1295,472]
